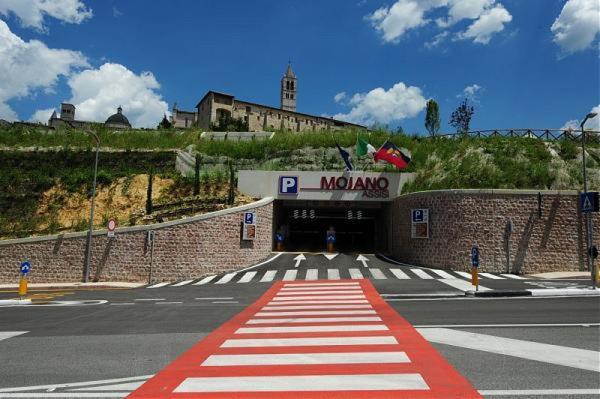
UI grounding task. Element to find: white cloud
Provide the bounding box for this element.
[425,31,449,48]
[456,4,512,44]
[367,0,512,45]
[333,82,427,125]
[459,84,483,100]
[30,107,56,123]
[334,92,347,103]
[0,0,92,31]
[551,0,600,55]
[61,63,169,128]
[0,20,88,120]
[561,105,600,131]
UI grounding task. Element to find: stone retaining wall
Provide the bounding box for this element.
[0,198,273,283]
[390,190,599,274]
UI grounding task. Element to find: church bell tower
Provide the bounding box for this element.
[280,63,297,112]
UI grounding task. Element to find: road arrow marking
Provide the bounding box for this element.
[356,254,369,268]
[323,253,338,260]
[293,254,306,268]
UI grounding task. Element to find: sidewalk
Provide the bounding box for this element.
[0,282,144,290]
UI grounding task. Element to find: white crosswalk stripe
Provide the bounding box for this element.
[238,271,257,283]
[349,268,363,279]
[260,270,277,282]
[369,268,387,279]
[152,266,520,287]
[192,275,216,285]
[305,269,319,280]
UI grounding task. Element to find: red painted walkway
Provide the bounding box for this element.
[129,280,481,398]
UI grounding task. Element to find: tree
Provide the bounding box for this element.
[193,154,202,196]
[146,171,153,215]
[211,113,248,132]
[158,114,172,130]
[450,99,475,134]
[424,99,440,137]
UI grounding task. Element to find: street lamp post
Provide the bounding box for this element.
[83,130,100,283]
[580,112,597,289]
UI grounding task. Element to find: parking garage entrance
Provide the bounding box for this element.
[273,200,388,253]
[237,170,414,254]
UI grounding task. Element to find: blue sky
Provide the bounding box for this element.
[0,0,599,132]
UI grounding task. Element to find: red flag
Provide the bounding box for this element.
[374,140,411,169]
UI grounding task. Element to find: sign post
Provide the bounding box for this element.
[471,246,479,291]
[275,233,284,251]
[580,192,598,289]
[19,260,30,298]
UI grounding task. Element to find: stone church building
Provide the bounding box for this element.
[172,64,366,132]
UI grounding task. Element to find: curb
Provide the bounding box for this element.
[0,299,32,305]
[467,290,532,297]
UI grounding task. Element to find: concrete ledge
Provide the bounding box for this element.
[401,188,579,198]
[528,288,600,297]
[0,197,274,246]
[468,290,532,297]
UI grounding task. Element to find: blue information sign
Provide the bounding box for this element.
[244,212,254,224]
[580,192,599,214]
[20,261,31,275]
[471,247,480,267]
[276,233,284,243]
[326,233,336,243]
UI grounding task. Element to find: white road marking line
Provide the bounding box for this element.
[272,295,365,301]
[0,375,153,393]
[215,272,237,284]
[237,271,257,283]
[236,324,388,334]
[369,268,387,279]
[262,304,372,310]
[284,282,359,287]
[192,275,216,285]
[72,381,144,391]
[266,300,369,305]
[156,301,183,305]
[134,298,165,301]
[327,269,340,280]
[414,323,600,328]
[170,280,194,287]
[276,290,363,296]
[280,285,359,291]
[174,374,428,392]
[417,327,600,372]
[500,273,526,279]
[479,389,600,396]
[195,297,234,300]
[437,278,490,292]
[109,303,135,306]
[282,270,298,281]
[246,316,382,324]
[255,310,377,316]
[237,252,283,272]
[479,272,504,279]
[260,270,277,282]
[146,282,170,288]
[349,268,363,279]
[410,269,434,279]
[390,269,410,279]
[221,336,398,348]
[0,331,27,341]
[0,393,130,397]
[212,301,239,304]
[202,351,409,366]
[454,271,473,279]
[429,269,456,279]
[305,269,318,280]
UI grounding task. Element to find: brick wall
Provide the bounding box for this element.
[390,190,599,274]
[0,198,274,283]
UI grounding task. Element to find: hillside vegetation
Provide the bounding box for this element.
[1,124,598,238]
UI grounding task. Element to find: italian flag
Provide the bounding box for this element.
[356,137,377,157]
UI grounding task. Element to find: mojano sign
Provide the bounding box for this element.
[238,171,414,202]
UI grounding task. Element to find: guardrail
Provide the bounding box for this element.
[431,129,600,141]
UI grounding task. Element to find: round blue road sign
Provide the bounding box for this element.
[20,261,31,274]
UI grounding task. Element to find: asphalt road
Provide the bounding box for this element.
[0,252,598,398]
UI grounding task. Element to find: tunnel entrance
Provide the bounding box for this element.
[273,200,389,253]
